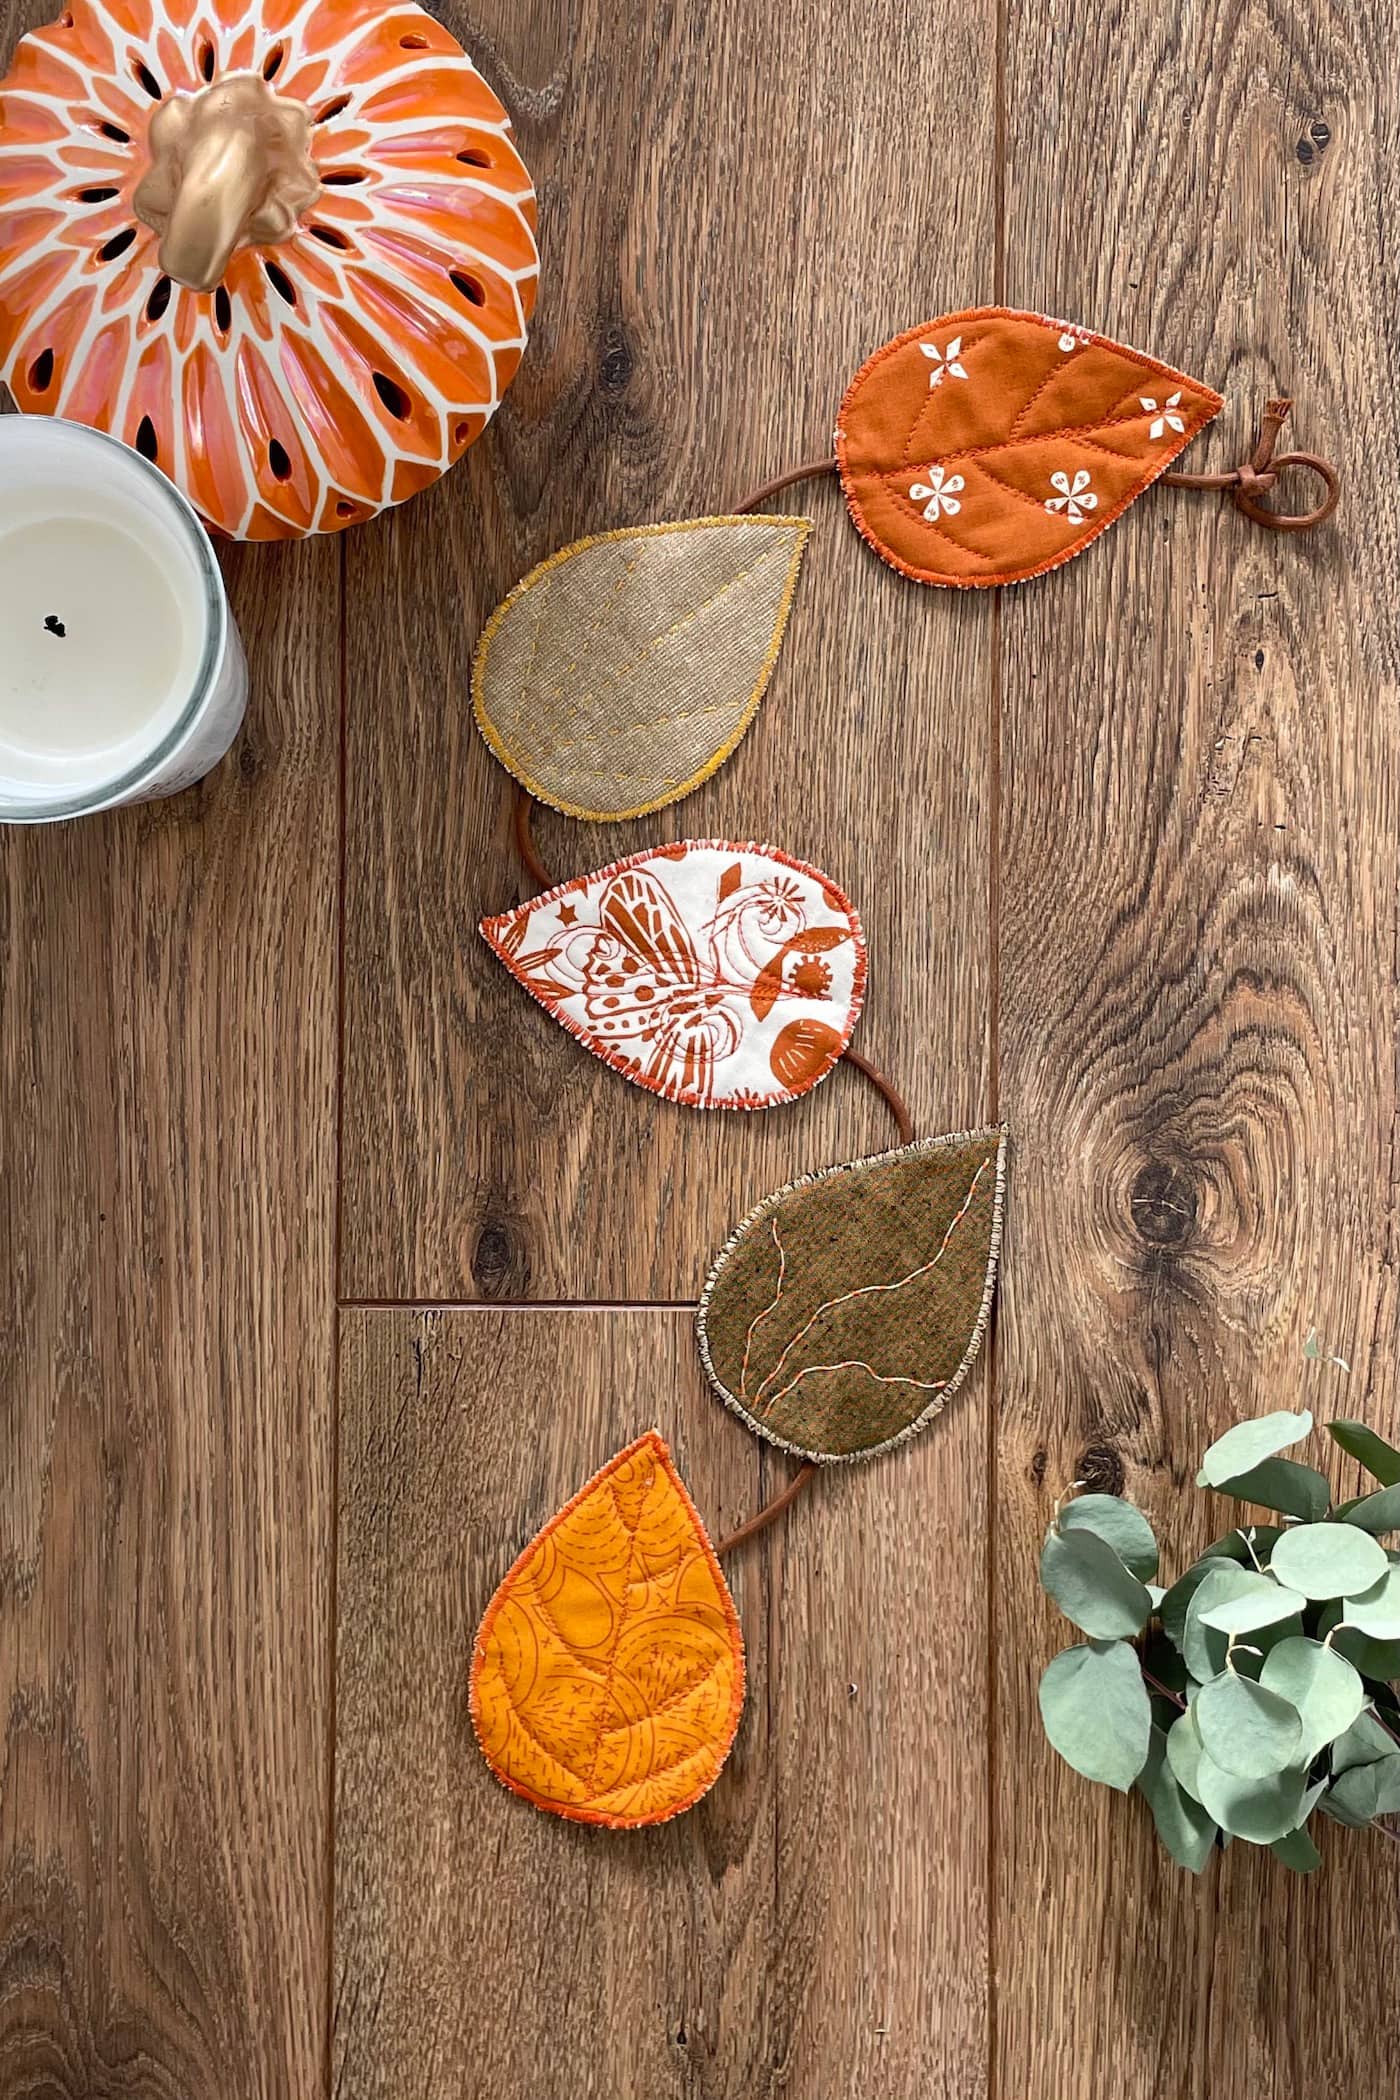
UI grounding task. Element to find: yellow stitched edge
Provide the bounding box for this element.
[471,514,814,822]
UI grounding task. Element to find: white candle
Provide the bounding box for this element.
[0,417,247,822]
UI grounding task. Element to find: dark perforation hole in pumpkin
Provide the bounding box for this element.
[372,371,411,419]
[450,269,485,306]
[268,438,292,480]
[262,41,285,79]
[335,499,357,517]
[214,284,232,332]
[97,120,130,142]
[456,147,490,167]
[399,31,429,46]
[453,419,471,444]
[58,10,74,23]
[132,58,163,99]
[321,168,367,185]
[198,37,215,79]
[145,274,172,322]
[135,415,158,463]
[99,226,137,262]
[28,347,55,393]
[78,185,119,203]
[264,259,297,306]
[314,93,351,123]
[310,222,351,249]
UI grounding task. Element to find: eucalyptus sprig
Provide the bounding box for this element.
[1037,1411,1400,1873]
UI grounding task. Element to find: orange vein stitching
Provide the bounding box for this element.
[880,483,1001,563]
[877,405,1172,474]
[751,1155,993,1412]
[579,1467,653,1794]
[594,1647,729,1737]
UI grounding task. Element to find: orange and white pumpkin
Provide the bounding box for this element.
[0,0,539,538]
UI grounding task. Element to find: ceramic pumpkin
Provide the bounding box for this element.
[0,0,539,538]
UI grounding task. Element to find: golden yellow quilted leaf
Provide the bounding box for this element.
[471,515,810,820]
[469,1431,745,1827]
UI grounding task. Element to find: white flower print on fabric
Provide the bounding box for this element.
[908,465,965,520]
[1140,390,1186,440]
[1045,469,1097,525]
[921,337,968,388]
[1058,333,1080,353]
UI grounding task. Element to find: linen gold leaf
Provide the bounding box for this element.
[471,515,810,820]
[470,1432,745,1828]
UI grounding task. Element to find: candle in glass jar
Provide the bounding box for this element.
[0,416,247,823]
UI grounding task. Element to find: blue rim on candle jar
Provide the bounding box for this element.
[0,416,247,823]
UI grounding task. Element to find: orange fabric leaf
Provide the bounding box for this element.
[836,306,1224,588]
[470,1431,745,1829]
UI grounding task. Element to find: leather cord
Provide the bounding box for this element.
[1162,397,1340,532]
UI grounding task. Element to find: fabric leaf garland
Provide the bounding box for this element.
[696,1128,1006,1459]
[836,307,1224,587]
[481,841,866,1109]
[470,1432,745,1829]
[472,516,811,820]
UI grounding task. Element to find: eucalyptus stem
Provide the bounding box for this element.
[1141,1665,1187,1712]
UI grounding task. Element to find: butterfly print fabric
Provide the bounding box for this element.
[480,842,867,1109]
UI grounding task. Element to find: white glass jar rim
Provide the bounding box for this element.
[0,415,229,821]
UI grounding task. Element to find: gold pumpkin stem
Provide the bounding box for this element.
[134,73,321,293]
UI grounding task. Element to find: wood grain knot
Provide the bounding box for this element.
[598,326,633,396]
[1075,1443,1125,1496]
[471,1218,529,1297]
[1129,1160,1199,1247]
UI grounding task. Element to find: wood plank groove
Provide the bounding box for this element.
[0,506,339,2092]
[994,0,1400,2093]
[340,0,1000,1309]
[333,1306,992,2097]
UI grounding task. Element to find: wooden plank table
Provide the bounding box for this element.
[2,0,1396,2089]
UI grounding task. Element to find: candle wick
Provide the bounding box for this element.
[43,614,66,638]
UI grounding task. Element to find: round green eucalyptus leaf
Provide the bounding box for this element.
[1316,1606,1400,1684]
[1340,1565,1400,1639]
[1329,1709,1398,1774]
[1301,1775,1328,1822]
[1136,1725,1218,1872]
[1270,1824,1323,1873]
[1337,1483,1400,1536]
[1197,1573,1307,1636]
[1160,1558,1236,1655]
[1183,1563,1260,1682]
[1258,1638,1365,1761]
[1327,1419,1400,1488]
[1195,1672,1302,1779]
[1195,1753,1308,1843]
[1039,1640,1152,1793]
[1327,1753,1400,1823]
[1166,1705,1206,1804]
[1040,1529,1152,1639]
[1208,1457,1331,1523]
[1198,1411,1313,1488]
[1056,1493,1159,1582]
[1269,1523,1388,1600]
